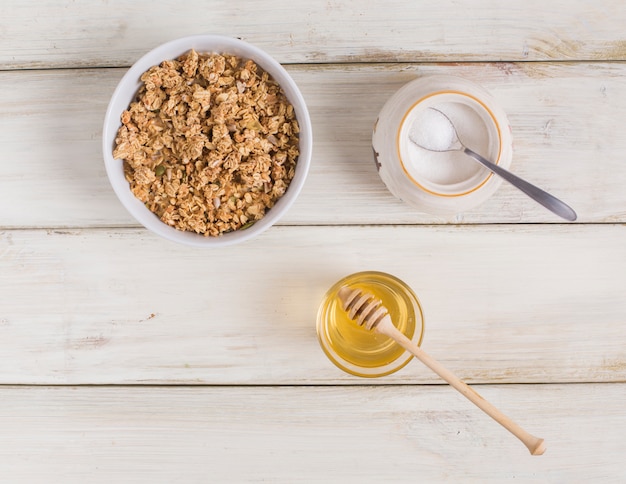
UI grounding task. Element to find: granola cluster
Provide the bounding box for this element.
[113,49,300,237]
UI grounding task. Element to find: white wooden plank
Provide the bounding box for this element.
[0,62,624,228]
[0,383,623,482]
[2,1,626,69]
[1,225,624,385]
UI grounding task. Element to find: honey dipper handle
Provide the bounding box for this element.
[375,317,546,456]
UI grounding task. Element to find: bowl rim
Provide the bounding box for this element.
[397,90,502,197]
[102,34,313,247]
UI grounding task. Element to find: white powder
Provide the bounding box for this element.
[404,102,491,186]
[409,108,456,151]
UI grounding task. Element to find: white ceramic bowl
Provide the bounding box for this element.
[103,35,312,247]
[373,75,512,215]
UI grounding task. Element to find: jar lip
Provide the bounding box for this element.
[396,90,503,198]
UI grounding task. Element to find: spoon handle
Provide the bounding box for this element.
[463,147,577,222]
[375,317,546,455]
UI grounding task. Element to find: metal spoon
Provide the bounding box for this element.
[409,108,577,221]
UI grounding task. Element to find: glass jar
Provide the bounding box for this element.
[317,271,424,377]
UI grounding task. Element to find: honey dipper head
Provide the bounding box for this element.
[337,286,389,331]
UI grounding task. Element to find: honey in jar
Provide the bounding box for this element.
[316,271,424,377]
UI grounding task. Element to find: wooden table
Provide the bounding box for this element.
[1,1,625,481]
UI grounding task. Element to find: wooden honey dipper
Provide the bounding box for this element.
[337,286,546,455]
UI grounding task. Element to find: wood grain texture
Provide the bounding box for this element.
[0,384,624,482]
[2,3,625,480]
[1,62,624,228]
[1,225,624,385]
[2,0,626,69]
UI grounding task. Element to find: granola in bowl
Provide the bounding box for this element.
[103,35,312,247]
[113,49,300,237]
